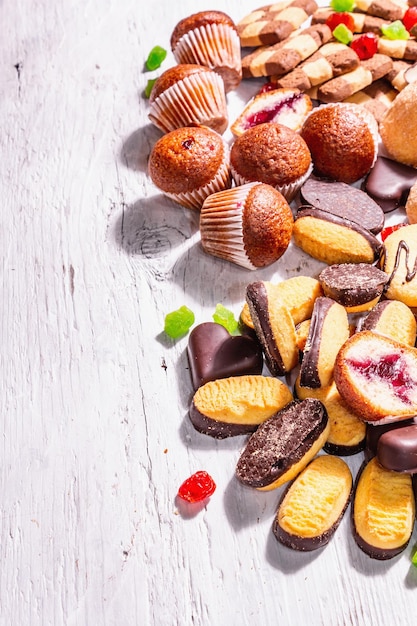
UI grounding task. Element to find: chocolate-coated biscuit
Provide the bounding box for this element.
[377,423,417,473]
[364,156,417,213]
[242,24,332,78]
[237,0,318,47]
[359,299,417,347]
[318,263,388,312]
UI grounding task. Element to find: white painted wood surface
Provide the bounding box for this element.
[1,0,416,624]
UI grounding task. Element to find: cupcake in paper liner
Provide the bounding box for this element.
[148,64,228,135]
[230,123,313,202]
[200,182,294,270]
[170,11,242,92]
[148,125,231,210]
[300,102,379,184]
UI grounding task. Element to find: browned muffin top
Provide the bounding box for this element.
[148,126,226,194]
[300,105,376,183]
[149,64,214,104]
[230,123,312,186]
[170,11,237,50]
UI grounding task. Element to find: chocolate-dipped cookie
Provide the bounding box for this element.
[377,423,417,473]
[273,455,352,551]
[364,418,416,461]
[364,156,417,213]
[318,263,388,313]
[299,297,350,389]
[293,207,383,265]
[359,299,417,347]
[187,322,263,391]
[246,281,299,376]
[300,177,384,234]
[235,398,329,490]
[189,375,293,438]
[352,457,415,560]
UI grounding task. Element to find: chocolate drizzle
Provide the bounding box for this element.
[385,240,417,291]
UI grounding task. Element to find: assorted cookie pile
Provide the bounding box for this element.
[144,3,417,560]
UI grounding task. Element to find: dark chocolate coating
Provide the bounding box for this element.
[187,322,263,390]
[299,296,334,388]
[246,281,285,376]
[300,177,385,234]
[364,418,416,461]
[295,207,384,262]
[189,404,258,439]
[363,156,417,213]
[377,424,417,473]
[319,263,388,307]
[324,439,365,457]
[235,398,328,488]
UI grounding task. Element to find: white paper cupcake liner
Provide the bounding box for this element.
[148,71,228,134]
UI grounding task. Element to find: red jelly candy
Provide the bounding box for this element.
[350,33,378,60]
[403,7,417,32]
[178,471,216,503]
[380,222,407,242]
[326,11,355,32]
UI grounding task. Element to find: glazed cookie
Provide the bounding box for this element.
[334,331,417,423]
[383,224,417,308]
[299,297,350,389]
[235,398,329,490]
[246,280,299,376]
[293,208,383,265]
[189,375,293,438]
[273,455,352,550]
[318,263,388,313]
[359,299,417,347]
[352,457,415,560]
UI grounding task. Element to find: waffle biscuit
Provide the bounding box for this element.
[237,0,318,47]
[242,24,332,78]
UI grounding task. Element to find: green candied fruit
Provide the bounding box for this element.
[330,0,355,13]
[164,306,195,339]
[144,78,157,99]
[412,547,417,567]
[212,303,239,335]
[332,23,353,44]
[145,45,167,71]
[381,20,410,40]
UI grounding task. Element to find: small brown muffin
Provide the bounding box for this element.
[230,122,312,201]
[200,183,293,269]
[300,103,378,183]
[148,125,231,210]
[380,82,417,167]
[148,64,228,135]
[273,455,352,551]
[170,11,242,92]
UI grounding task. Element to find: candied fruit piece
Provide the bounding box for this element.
[381,20,410,41]
[178,471,216,503]
[326,12,355,32]
[350,33,378,60]
[333,23,353,44]
[403,7,417,33]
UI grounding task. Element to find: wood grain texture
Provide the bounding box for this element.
[1,0,416,624]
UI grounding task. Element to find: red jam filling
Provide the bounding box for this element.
[347,353,414,404]
[244,92,303,129]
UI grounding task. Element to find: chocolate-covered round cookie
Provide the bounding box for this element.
[318,263,388,312]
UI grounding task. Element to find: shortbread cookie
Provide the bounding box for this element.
[273,455,352,550]
[386,59,415,91]
[343,78,397,123]
[383,224,417,308]
[272,42,360,90]
[318,263,388,312]
[334,331,417,423]
[300,177,384,234]
[352,457,415,560]
[189,375,293,438]
[299,297,350,388]
[377,37,417,61]
[246,280,299,376]
[360,299,417,346]
[295,378,366,455]
[242,24,332,78]
[354,0,408,20]
[293,208,383,265]
[311,7,388,32]
[235,398,329,490]
[237,0,319,47]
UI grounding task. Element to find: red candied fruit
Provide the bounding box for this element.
[326,11,355,32]
[350,33,378,60]
[178,470,216,503]
[380,222,407,242]
[403,7,417,32]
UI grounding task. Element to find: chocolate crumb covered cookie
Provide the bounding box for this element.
[318,263,388,312]
[274,455,352,551]
[189,375,293,438]
[352,457,415,560]
[235,398,329,490]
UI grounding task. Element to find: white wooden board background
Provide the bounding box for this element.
[1,0,416,624]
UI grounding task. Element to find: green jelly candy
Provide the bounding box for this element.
[212,303,239,335]
[381,20,410,40]
[330,0,355,13]
[146,45,167,71]
[164,306,195,339]
[412,547,417,567]
[333,23,353,44]
[144,78,156,99]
